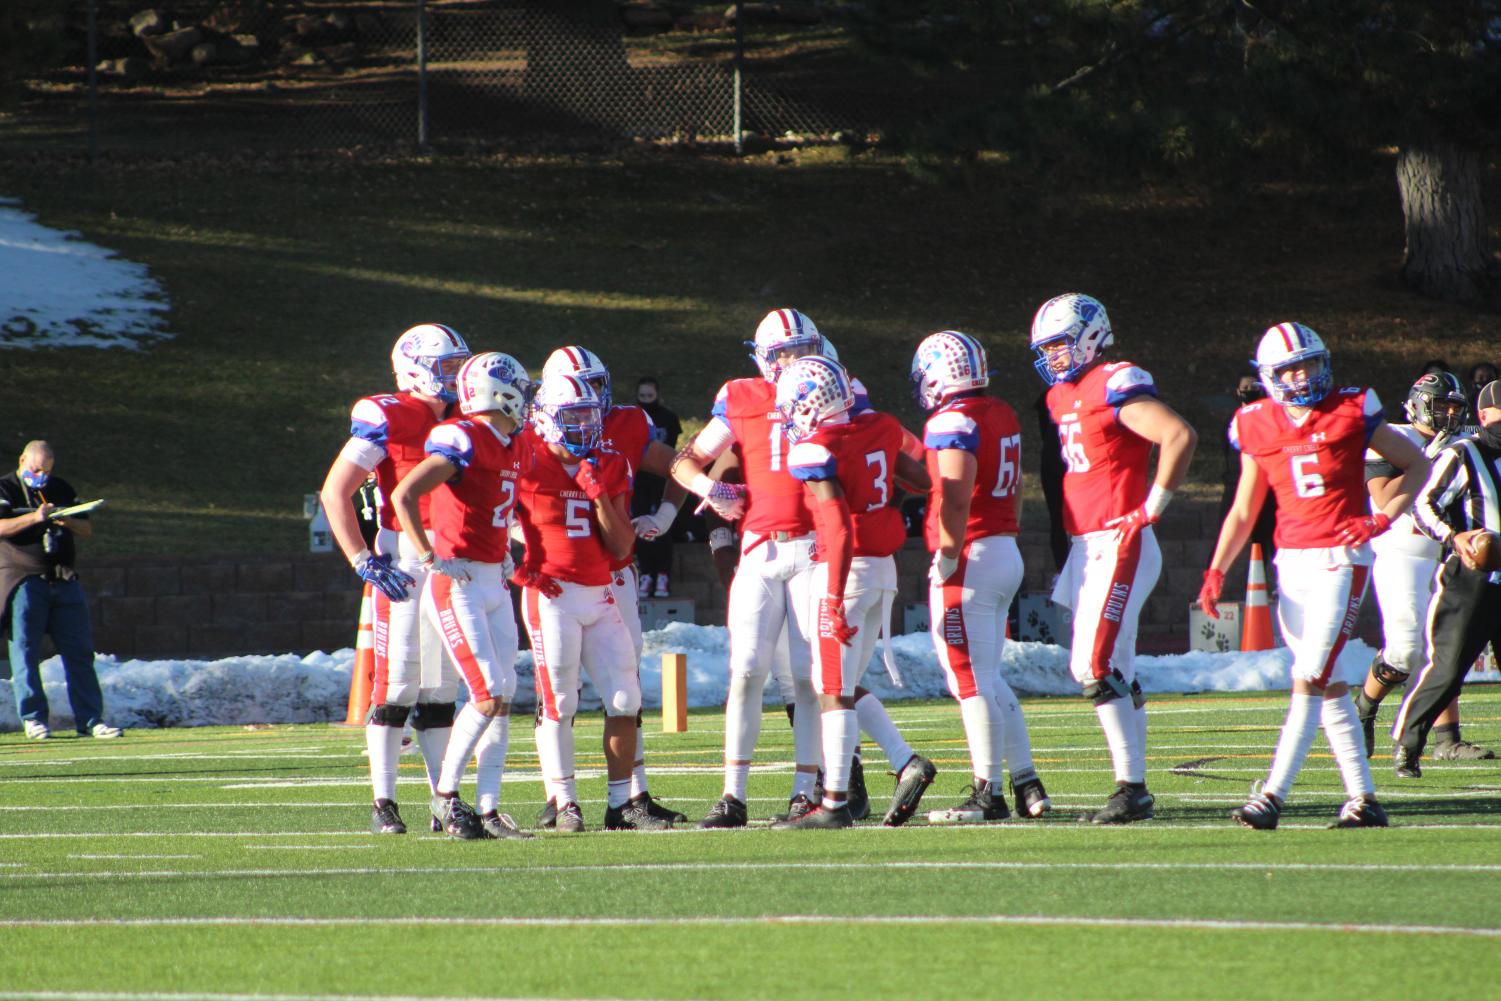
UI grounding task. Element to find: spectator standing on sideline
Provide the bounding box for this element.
[1392,380,1501,774]
[630,377,683,598]
[0,441,121,740]
[1465,362,1499,415]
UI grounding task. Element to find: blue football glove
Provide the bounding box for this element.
[354,551,416,601]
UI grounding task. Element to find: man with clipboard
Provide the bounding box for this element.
[0,441,120,739]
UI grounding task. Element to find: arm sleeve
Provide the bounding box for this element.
[813,493,854,598]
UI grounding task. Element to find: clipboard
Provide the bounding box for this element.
[50,499,105,519]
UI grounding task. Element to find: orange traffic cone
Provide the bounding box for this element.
[1241,544,1275,651]
[343,583,376,725]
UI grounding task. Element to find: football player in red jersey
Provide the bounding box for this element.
[538,346,689,827]
[391,353,534,841]
[514,374,667,832]
[775,356,937,828]
[1031,294,1197,824]
[319,323,470,836]
[911,331,1050,823]
[671,308,829,828]
[1201,322,1428,830]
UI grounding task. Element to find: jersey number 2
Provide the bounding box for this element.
[490,480,516,528]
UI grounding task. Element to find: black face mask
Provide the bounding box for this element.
[1479,422,1501,449]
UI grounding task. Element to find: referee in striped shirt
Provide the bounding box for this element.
[1392,380,1501,775]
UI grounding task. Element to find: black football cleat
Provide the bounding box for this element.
[479,811,534,840]
[1230,791,1282,830]
[604,799,672,831]
[635,793,689,824]
[697,794,749,829]
[554,802,585,833]
[431,794,486,840]
[371,799,407,835]
[847,752,871,821]
[1394,745,1423,779]
[1331,795,1389,828]
[927,782,1010,824]
[1431,739,1495,761]
[1010,776,1052,818]
[772,803,853,829]
[1080,782,1155,824]
[536,799,558,829]
[882,754,937,827]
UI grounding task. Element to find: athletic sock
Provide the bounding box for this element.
[629,725,649,798]
[607,778,631,809]
[724,673,764,763]
[725,763,751,803]
[535,717,564,806]
[474,715,508,815]
[1322,694,1375,798]
[1264,692,1322,803]
[1131,700,1149,784]
[367,721,404,803]
[958,695,1000,786]
[791,769,818,800]
[792,683,822,772]
[1431,722,1461,748]
[821,708,858,797]
[414,724,451,796]
[992,677,1036,781]
[438,703,493,794]
[855,692,913,772]
[1094,699,1143,784]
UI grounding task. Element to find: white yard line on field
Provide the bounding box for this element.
[242,845,374,851]
[5,859,1501,883]
[0,993,629,1001]
[0,914,1495,939]
[68,854,200,860]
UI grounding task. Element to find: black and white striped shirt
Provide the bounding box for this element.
[1413,435,1501,547]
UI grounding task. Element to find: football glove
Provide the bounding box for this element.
[1197,568,1225,620]
[703,481,748,522]
[355,551,416,601]
[509,565,562,598]
[817,596,858,647]
[929,552,960,585]
[1336,512,1390,547]
[573,459,609,501]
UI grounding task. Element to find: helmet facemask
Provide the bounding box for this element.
[1260,351,1332,408]
[1406,372,1469,434]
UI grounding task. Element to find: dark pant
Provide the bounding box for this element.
[7,576,103,732]
[1392,558,1501,755]
[637,535,673,578]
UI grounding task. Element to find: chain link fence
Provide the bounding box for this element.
[2,1,884,156]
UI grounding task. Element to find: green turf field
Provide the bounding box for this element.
[2,690,1499,1001]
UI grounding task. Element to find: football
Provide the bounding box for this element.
[1466,530,1501,572]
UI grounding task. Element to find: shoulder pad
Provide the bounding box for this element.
[787,441,837,481]
[426,422,475,468]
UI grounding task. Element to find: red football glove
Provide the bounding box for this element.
[1104,505,1156,548]
[1336,512,1391,547]
[1198,569,1225,620]
[817,596,858,647]
[573,459,608,501]
[509,565,562,598]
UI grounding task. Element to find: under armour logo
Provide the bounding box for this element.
[1310,432,1327,442]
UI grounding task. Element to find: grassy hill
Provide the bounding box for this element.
[1,148,1497,556]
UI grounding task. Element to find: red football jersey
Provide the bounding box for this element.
[1045,361,1157,535]
[789,411,908,558]
[1232,387,1383,549]
[423,418,521,564]
[600,405,654,571]
[922,394,1022,549]
[515,429,631,586]
[349,391,442,530]
[709,378,815,536]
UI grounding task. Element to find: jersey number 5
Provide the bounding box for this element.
[565,498,593,538]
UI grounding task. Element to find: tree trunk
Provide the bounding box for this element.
[1396,143,1495,305]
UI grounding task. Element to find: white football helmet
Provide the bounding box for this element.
[910,330,989,411]
[748,308,822,383]
[1255,322,1332,407]
[392,323,471,403]
[457,352,531,421]
[1030,293,1113,385]
[775,355,855,444]
[532,374,604,458]
[542,345,611,410]
[819,334,839,362]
